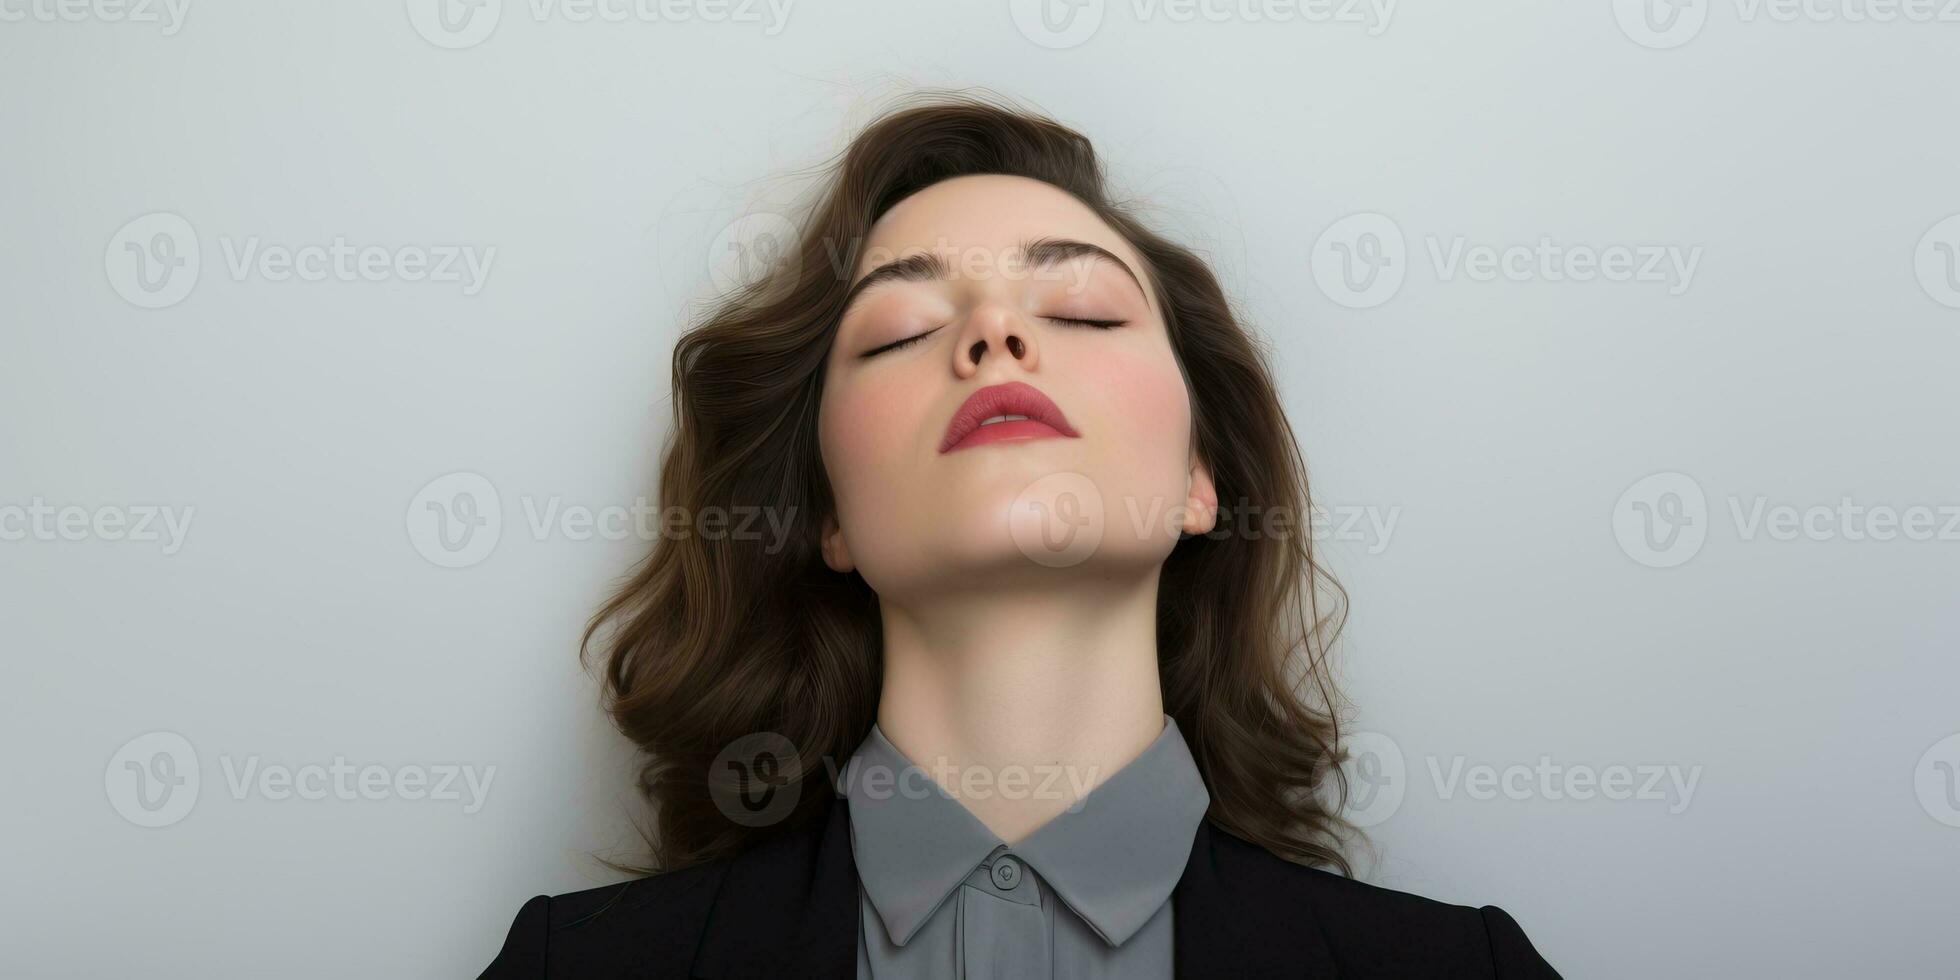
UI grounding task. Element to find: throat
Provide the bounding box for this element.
[870,582,1168,844]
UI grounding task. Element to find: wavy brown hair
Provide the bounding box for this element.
[584,91,1355,876]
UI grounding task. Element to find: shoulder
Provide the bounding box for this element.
[1200,826,1562,978]
[476,860,727,980]
[478,799,853,979]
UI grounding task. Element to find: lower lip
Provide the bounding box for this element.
[945,419,1070,452]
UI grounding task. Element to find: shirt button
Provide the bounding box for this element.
[990,855,1022,890]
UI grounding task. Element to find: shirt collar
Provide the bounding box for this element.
[841,715,1210,949]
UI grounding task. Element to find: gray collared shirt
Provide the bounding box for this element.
[841,716,1210,979]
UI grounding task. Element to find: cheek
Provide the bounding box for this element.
[1085,344,1193,470]
[819,370,926,521]
[1067,341,1195,556]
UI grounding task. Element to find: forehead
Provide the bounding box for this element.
[853,174,1146,281]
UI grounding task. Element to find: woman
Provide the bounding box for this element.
[480,92,1561,978]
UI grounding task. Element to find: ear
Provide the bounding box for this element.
[820,512,855,573]
[1183,453,1218,536]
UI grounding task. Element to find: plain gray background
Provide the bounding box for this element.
[5,1,1959,976]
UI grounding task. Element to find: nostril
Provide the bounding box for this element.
[1006,336,1025,359]
[968,340,987,364]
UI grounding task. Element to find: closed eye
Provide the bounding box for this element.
[861,317,1124,358]
[860,325,944,359]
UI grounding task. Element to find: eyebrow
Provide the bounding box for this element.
[837,237,1151,321]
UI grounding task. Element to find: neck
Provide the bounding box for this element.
[874,568,1167,844]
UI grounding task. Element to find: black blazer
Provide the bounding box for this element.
[480,793,1561,978]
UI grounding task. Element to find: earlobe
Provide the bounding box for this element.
[820,513,855,572]
[1183,455,1219,536]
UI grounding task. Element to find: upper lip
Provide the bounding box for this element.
[938,381,1078,453]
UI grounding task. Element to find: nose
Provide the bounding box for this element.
[954,304,1038,377]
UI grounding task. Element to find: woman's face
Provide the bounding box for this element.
[817,174,1215,597]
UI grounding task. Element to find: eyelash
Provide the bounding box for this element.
[861,316,1128,359]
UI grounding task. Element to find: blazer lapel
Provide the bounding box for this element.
[1173,821,1341,979]
[690,794,859,979]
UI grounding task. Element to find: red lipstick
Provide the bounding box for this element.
[938,381,1078,453]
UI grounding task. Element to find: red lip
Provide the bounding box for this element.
[939,381,1079,453]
